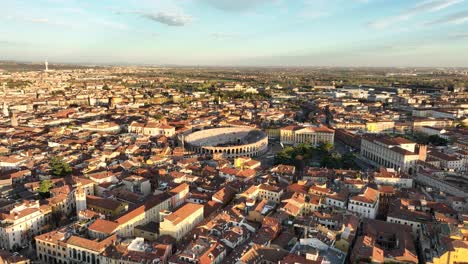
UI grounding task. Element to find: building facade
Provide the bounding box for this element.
[128,121,175,137]
[159,203,204,241]
[280,126,335,146]
[361,135,425,174]
[0,201,52,250]
[347,187,380,219]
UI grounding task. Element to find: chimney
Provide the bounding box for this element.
[417,144,427,162]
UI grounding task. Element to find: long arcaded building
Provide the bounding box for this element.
[184,127,268,159]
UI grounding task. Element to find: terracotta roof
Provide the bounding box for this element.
[67,234,117,252]
[88,219,119,235]
[115,206,145,225]
[351,187,379,204]
[165,203,204,225]
[87,195,124,211]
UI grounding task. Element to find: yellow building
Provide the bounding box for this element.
[264,128,280,139]
[234,156,251,168]
[234,157,261,170]
[86,195,128,217]
[365,121,395,133]
[433,240,468,264]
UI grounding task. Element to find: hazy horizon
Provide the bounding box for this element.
[3,60,468,70]
[1,0,468,67]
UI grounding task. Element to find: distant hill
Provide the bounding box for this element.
[0,60,101,72]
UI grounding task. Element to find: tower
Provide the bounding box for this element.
[75,187,87,217]
[45,60,49,72]
[109,97,117,109]
[2,102,8,117]
[10,111,18,127]
[417,144,427,162]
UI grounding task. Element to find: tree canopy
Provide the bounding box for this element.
[49,156,72,177]
[38,180,53,198]
[275,142,359,170]
[412,133,448,146]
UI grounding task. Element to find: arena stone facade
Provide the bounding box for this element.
[184,127,268,159]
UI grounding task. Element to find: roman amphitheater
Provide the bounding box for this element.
[184,127,268,158]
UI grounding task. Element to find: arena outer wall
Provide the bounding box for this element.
[184,127,268,159]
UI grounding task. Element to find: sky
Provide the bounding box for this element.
[1,0,468,67]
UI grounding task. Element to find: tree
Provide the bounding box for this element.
[427,135,448,146]
[153,114,164,120]
[320,152,342,169]
[49,156,72,177]
[275,146,296,165]
[318,142,334,153]
[38,180,53,198]
[342,153,359,170]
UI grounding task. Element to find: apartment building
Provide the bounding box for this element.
[373,168,414,188]
[257,184,284,203]
[348,187,379,219]
[428,150,467,172]
[159,203,204,241]
[281,192,322,217]
[122,176,151,196]
[0,200,52,250]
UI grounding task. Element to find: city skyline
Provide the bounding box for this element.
[1,0,468,67]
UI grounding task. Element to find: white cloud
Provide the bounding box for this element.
[427,10,468,25]
[368,0,464,29]
[139,11,192,26]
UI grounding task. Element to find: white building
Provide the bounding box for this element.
[347,187,379,219]
[428,150,466,172]
[128,121,175,137]
[81,120,121,133]
[0,200,52,250]
[122,175,151,196]
[280,125,334,146]
[324,192,348,209]
[373,168,413,188]
[360,135,425,175]
[159,203,204,241]
[418,126,450,140]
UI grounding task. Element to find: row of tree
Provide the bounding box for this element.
[274,142,358,170]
